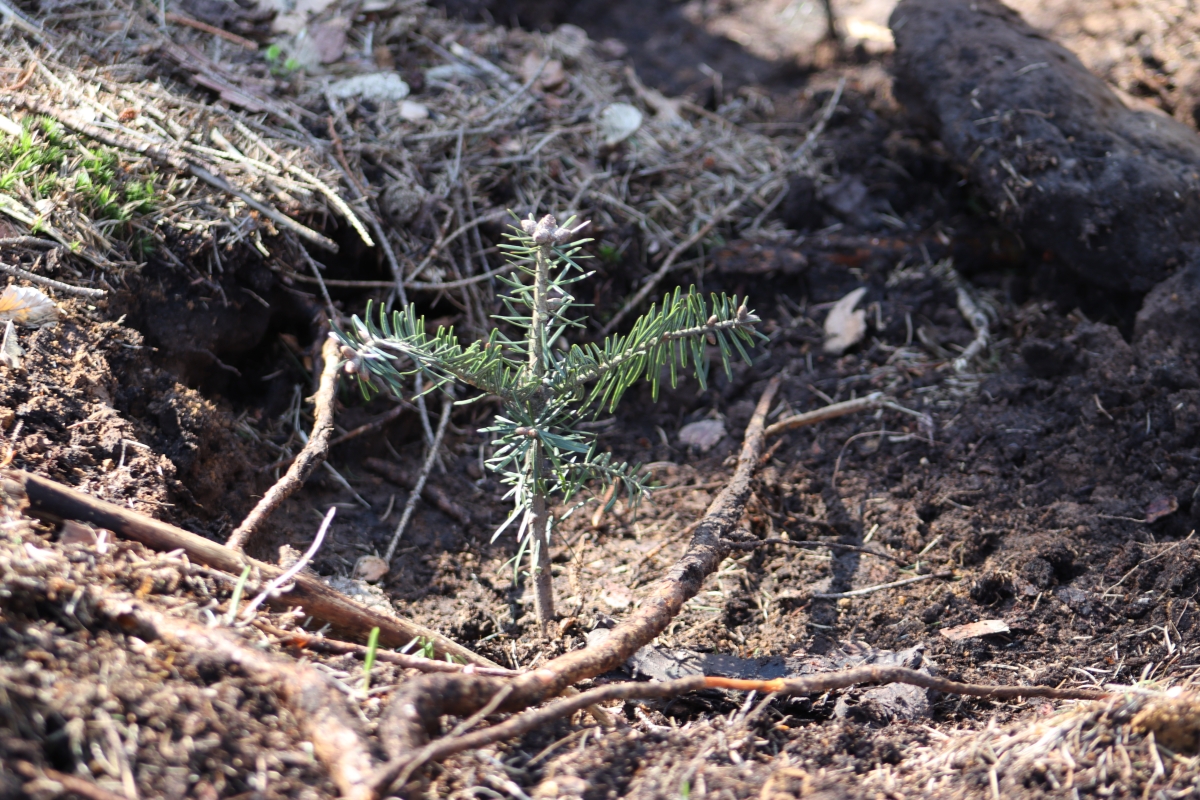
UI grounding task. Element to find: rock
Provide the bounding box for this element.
[679,419,726,451]
[889,0,1200,293]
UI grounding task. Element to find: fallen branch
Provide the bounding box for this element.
[90,594,376,800]
[226,337,340,551]
[374,666,1110,787]
[14,761,128,800]
[764,390,933,440]
[0,260,106,297]
[365,456,471,525]
[370,375,782,792]
[0,469,493,665]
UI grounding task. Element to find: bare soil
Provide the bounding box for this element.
[5,1,1200,799]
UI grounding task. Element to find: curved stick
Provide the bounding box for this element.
[227,337,340,551]
[371,375,782,793]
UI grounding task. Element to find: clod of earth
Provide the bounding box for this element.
[890,0,1200,293]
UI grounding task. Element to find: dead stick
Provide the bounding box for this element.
[764,392,883,438]
[164,11,259,50]
[92,594,376,800]
[259,622,521,677]
[723,537,911,565]
[14,761,128,800]
[0,260,106,297]
[0,469,493,666]
[371,375,782,793]
[227,337,340,551]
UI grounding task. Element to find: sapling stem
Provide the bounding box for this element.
[335,210,764,636]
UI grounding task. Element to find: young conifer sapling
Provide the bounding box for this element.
[335,213,763,631]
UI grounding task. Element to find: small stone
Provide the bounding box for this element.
[354,555,389,583]
[60,520,97,545]
[679,419,726,452]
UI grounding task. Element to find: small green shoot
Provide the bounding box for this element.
[361,626,381,694]
[225,565,252,625]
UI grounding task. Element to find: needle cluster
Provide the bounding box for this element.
[334,212,763,627]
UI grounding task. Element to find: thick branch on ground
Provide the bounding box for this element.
[92,594,376,800]
[0,469,493,666]
[227,337,340,551]
[370,374,782,792]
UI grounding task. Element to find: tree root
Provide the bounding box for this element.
[92,595,378,800]
[372,668,1110,791]
[226,336,341,551]
[0,469,493,666]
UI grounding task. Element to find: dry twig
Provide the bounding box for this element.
[226,337,340,551]
[0,469,491,664]
[384,398,452,563]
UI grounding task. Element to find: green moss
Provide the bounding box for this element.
[0,115,166,255]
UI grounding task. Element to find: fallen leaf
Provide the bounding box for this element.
[939,619,1010,641]
[1145,494,1178,523]
[823,286,867,355]
[601,582,632,610]
[598,103,643,147]
[679,419,726,452]
[0,320,22,369]
[0,285,57,328]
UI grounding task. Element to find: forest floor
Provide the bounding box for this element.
[4,0,1200,798]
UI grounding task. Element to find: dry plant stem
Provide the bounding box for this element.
[0,469,492,665]
[8,93,338,253]
[371,376,781,792]
[811,571,951,600]
[259,622,521,676]
[723,537,910,565]
[237,507,336,623]
[14,761,129,800]
[163,11,258,49]
[226,337,340,551]
[0,260,106,297]
[764,392,884,438]
[384,398,452,563]
[365,456,471,524]
[92,594,376,800]
[954,285,990,372]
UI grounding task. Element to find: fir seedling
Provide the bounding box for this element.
[335,213,764,631]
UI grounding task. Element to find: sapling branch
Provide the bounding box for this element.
[335,211,763,633]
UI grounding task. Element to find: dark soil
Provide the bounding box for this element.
[4,1,1200,798]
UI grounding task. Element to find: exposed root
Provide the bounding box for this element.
[226,337,340,551]
[92,595,377,800]
[373,667,1112,791]
[1,469,493,665]
[370,374,782,793]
